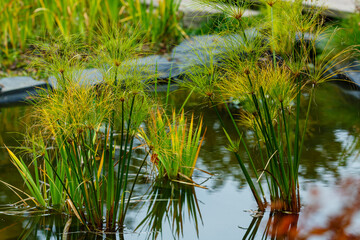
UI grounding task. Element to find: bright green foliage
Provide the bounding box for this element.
[182,0,357,213]
[7,81,149,231]
[140,109,205,180]
[0,0,33,56]
[3,0,360,232]
[126,0,186,46]
[0,0,184,58]
[4,27,154,231]
[330,13,360,53]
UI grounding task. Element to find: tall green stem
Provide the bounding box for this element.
[178,89,194,114]
[222,96,265,196]
[165,64,173,106]
[237,19,248,46]
[270,7,277,69]
[210,97,265,209]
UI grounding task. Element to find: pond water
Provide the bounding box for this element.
[0,83,359,240]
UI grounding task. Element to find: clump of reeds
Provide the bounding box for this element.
[140,109,206,182]
[183,0,358,213]
[125,0,186,47]
[4,27,156,232]
[222,64,302,212]
[7,78,151,231]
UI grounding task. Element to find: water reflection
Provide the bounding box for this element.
[242,212,298,240]
[167,84,360,186]
[299,84,360,183]
[0,106,31,150]
[2,215,87,240]
[5,215,126,240]
[136,180,202,240]
[0,83,359,239]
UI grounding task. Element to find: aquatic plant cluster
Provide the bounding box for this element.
[1,0,359,237]
[6,25,206,231]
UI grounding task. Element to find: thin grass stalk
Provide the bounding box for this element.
[236,18,248,46]
[43,152,56,205]
[119,136,135,224]
[107,149,115,228]
[117,94,137,227]
[112,99,125,226]
[79,133,102,224]
[178,89,194,114]
[270,6,276,69]
[154,63,158,99]
[233,150,266,211]
[62,138,95,227]
[88,128,103,218]
[41,147,88,228]
[107,70,119,229]
[293,77,301,180]
[280,101,295,191]
[222,96,265,196]
[259,87,289,196]
[246,75,275,152]
[209,98,225,128]
[250,93,281,197]
[165,67,173,106]
[121,151,149,229]
[70,142,97,226]
[32,143,40,191]
[253,124,272,197]
[208,99,265,210]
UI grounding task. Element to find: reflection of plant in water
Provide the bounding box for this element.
[18,216,74,240]
[340,125,360,161]
[298,84,360,180]
[265,212,298,239]
[242,178,360,239]
[15,215,109,240]
[241,211,298,240]
[136,180,203,240]
[241,215,264,240]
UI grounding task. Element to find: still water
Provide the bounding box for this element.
[0,83,359,240]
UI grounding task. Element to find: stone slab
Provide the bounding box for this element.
[0,77,47,93]
[0,77,50,106]
[48,69,103,89]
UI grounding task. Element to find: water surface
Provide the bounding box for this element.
[0,83,359,239]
